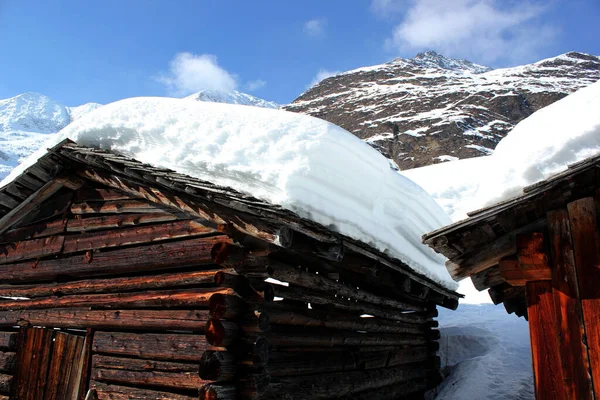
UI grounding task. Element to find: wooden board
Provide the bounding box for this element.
[13,327,54,399]
[525,281,566,400]
[547,208,594,400]
[567,197,600,393]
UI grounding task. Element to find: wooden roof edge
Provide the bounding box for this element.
[422,153,600,244]
[28,141,461,302]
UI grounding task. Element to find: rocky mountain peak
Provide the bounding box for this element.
[285,51,600,170]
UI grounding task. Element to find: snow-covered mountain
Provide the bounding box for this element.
[0,92,101,178]
[185,89,279,109]
[0,90,279,180]
[284,51,600,169]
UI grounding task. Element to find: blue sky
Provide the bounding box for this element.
[0,0,598,106]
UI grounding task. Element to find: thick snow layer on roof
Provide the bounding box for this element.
[1,98,457,290]
[404,78,600,222]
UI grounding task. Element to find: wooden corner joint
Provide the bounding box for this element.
[500,232,552,286]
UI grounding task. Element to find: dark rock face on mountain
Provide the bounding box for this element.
[285,51,600,169]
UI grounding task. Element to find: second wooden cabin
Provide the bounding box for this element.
[0,140,459,400]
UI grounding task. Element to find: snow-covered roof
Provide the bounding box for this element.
[0,98,458,291]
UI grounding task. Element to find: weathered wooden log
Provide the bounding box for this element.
[264,303,426,335]
[91,382,197,400]
[209,294,249,319]
[66,212,177,232]
[266,329,427,348]
[0,234,65,265]
[205,319,239,347]
[0,179,66,236]
[71,199,170,215]
[62,219,218,253]
[0,373,12,395]
[0,352,15,373]
[238,373,271,398]
[471,265,503,291]
[237,310,270,333]
[199,351,236,382]
[267,363,429,400]
[234,336,270,367]
[215,272,274,303]
[1,218,67,244]
[0,235,232,283]
[92,361,207,390]
[0,309,211,331]
[0,287,236,311]
[339,378,428,400]
[0,332,17,351]
[199,383,237,400]
[92,331,217,362]
[265,347,430,377]
[73,186,132,202]
[0,268,230,299]
[271,285,434,324]
[266,262,426,312]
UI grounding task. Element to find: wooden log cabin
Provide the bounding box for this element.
[423,153,600,400]
[0,139,460,400]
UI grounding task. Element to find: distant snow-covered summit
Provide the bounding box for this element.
[0,89,278,179]
[285,51,600,169]
[185,89,279,109]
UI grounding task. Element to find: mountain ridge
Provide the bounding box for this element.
[285,51,600,169]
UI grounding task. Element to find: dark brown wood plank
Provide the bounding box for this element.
[65,213,177,232]
[71,199,171,215]
[0,235,65,265]
[499,256,551,286]
[0,180,65,236]
[0,309,211,331]
[91,382,197,400]
[568,196,600,394]
[1,219,67,244]
[0,287,235,311]
[43,331,72,400]
[526,280,566,400]
[91,355,206,390]
[0,332,18,351]
[64,334,86,400]
[62,220,217,253]
[0,235,230,283]
[547,209,594,400]
[92,332,214,361]
[0,268,227,298]
[73,187,132,202]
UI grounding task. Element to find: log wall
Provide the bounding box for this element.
[0,181,447,399]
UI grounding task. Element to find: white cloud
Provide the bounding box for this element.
[384,0,556,64]
[245,79,267,92]
[309,69,341,88]
[303,18,327,37]
[158,52,237,96]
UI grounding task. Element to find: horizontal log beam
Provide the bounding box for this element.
[198,384,236,400]
[0,235,231,283]
[0,309,211,331]
[93,331,216,362]
[266,329,428,348]
[199,351,236,382]
[0,268,229,298]
[499,257,551,286]
[0,353,15,374]
[1,218,67,244]
[62,219,217,253]
[91,382,197,400]
[92,356,207,390]
[66,212,177,232]
[266,262,425,312]
[272,284,435,324]
[0,287,235,311]
[0,373,12,395]
[0,235,65,265]
[71,199,169,215]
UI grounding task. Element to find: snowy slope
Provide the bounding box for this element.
[2,97,457,290]
[185,89,279,109]
[434,304,533,400]
[286,51,600,169]
[403,78,600,221]
[0,93,101,179]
